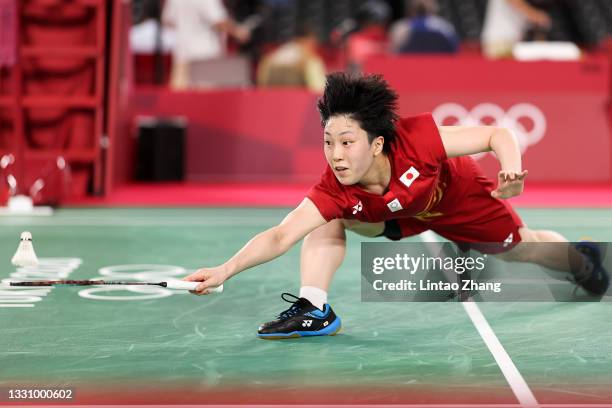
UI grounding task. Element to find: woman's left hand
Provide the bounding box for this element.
[491,170,528,199]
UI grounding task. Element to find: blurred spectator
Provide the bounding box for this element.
[131,0,173,85]
[130,0,174,54]
[257,24,326,92]
[481,0,552,59]
[162,0,251,89]
[390,0,459,54]
[345,0,392,70]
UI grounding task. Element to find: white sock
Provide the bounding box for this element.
[300,286,327,310]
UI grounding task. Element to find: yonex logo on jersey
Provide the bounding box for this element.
[399,167,420,188]
[302,320,313,327]
[503,233,514,247]
[387,198,403,212]
[352,201,363,214]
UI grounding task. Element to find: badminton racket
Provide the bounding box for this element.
[9,280,223,292]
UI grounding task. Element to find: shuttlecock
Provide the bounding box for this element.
[11,231,39,267]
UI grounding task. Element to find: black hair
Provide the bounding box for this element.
[317,72,399,153]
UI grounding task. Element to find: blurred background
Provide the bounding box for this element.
[1,0,611,208]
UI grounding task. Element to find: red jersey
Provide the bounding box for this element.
[306,112,524,250]
[307,113,448,223]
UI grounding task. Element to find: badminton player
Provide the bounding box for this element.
[185,72,609,339]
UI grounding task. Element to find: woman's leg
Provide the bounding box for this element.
[299,219,384,307]
[497,227,587,279]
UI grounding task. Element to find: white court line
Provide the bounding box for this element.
[0,216,281,227]
[462,301,538,408]
[0,304,34,308]
[420,230,539,408]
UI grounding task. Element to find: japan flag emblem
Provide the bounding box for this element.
[399,166,420,188]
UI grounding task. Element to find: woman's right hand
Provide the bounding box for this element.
[183,265,229,296]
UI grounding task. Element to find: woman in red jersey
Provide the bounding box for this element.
[185,72,608,339]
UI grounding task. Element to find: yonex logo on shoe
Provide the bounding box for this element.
[302,320,313,327]
[323,321,329,327]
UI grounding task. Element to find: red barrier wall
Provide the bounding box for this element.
[126,55,612,185]
[131,88,326,183]
[364,55,612,182]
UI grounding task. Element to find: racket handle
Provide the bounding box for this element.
[165,280,223,293]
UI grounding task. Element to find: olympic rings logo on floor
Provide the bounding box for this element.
[78,264,190,301]
[1,258,82,308]
[432,102,547,159]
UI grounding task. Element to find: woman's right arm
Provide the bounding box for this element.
[184,198,327,294]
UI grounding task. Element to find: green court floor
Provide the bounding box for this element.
[1,208,611,405]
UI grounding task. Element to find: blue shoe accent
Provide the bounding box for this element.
[304,304,330,319]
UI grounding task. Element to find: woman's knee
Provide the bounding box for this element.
[304,219,346,242]
[305,219,385,241]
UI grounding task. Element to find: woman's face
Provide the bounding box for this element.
[323,115,382,185]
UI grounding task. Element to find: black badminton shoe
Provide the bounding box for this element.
[574,242,609,296]
[257,293,342,339]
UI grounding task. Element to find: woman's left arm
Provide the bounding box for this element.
[439,126,528,199]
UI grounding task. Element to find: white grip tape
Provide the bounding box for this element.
[165,280,224,293]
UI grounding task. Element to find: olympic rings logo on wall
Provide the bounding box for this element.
[432,103,547,159]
